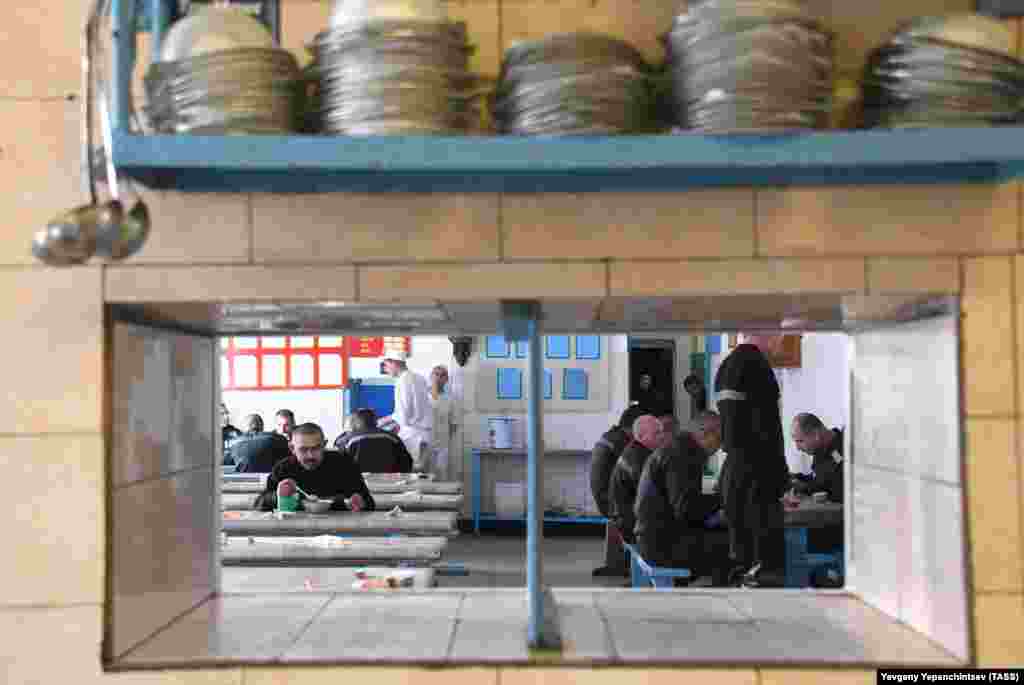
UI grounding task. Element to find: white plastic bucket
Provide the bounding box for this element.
[487,417,519,449]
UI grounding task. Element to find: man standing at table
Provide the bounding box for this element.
[380,351,434,473]
[255,422,375,512]
[714,332,789,588]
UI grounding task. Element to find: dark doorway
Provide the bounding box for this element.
[628,338,675,418]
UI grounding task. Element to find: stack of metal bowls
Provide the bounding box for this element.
[308,0,478,136]
[145,9,301,134]
[146,49,301,134]
[666,0,833,132]
[862,14,1024,128]
[492,33,656,135]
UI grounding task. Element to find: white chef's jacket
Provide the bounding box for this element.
[429,392,454,480]
[393,369,433,465]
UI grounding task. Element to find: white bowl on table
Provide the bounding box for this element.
[304,498,333,514]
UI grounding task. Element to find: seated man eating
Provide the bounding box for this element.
[254,422,376,513]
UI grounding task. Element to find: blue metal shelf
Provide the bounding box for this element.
[111,127,1024,193]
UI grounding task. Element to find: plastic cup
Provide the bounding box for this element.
[278,493,300,512]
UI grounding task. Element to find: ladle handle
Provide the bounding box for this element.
[82,2,101,205]
[97,87,120,201]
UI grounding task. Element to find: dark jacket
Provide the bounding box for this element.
[634,433,721,564]
[793,428,844,503]
[254,450,376,512]
[339,428,414,473]
[608,440,653,542]
[714,343,789,496]
[689,386,708,413]
[222,425,242,464]
[590,425,630,517]
[228,431,292,473]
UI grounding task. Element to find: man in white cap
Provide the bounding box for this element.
[380,350,434,473]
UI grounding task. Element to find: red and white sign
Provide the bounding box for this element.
[346,336,384,357]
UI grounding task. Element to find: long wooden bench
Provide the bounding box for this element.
[622,542,692,589]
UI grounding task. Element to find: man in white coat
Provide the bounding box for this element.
[428,364,458,481]
[381,351,434,473]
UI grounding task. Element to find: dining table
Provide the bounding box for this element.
[221,565,438,590]
[219,535,449,567]
[782,496,844,587]
[221,492,464,512]
[221,509,460,537]
[222,477,463,496]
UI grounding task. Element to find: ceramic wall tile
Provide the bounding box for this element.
[902,479,969,661]
[110,469,215,659]
[112,324,216,486]
[848,466,909,618]
[851,315,960,484]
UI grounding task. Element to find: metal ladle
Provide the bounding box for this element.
[32,1,121,266]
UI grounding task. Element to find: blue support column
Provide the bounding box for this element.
[110,0,137,132]
[525,314,544,647]
[500,301,547,648]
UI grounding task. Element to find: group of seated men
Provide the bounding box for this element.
[590,403,844,587]
[222,404,418,513]
[222,407,295,472]
[223,405,414,476]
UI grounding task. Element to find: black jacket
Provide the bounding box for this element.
[607,440,653,542]
[590,425,630,517]
[339,428,414,473]
[793,428,844,503]
[222,425,242,464]
[254,450,376,512]
[714,343,789,496]
[634,433,720,563]
[228,431,292,473]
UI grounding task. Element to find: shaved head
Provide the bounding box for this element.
[632,414,670,450]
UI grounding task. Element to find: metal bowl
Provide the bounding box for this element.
[329,0,446,30]
[894,13,1016,58]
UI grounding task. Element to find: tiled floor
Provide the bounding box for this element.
[114,589,963,667]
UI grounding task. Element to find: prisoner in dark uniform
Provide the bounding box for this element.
[790,412,844,553]
[634,411,727,578]
[590,404,648,577]
[339,408,414,473]
[790,413,844,502]
[608,415,670,545]
[590,404,647,518]
[714,334,790,586]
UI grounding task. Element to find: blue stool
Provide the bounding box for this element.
[623,542,692,589]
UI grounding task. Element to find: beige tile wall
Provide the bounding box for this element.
[3,2,1022,682]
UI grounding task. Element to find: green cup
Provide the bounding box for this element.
[278,493,300,512]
